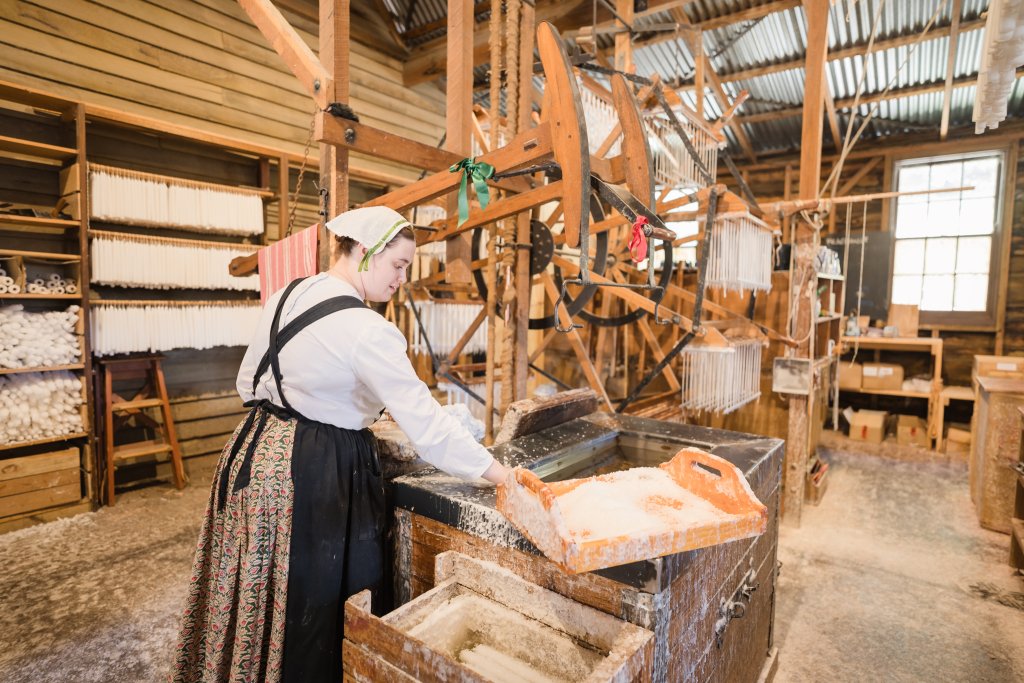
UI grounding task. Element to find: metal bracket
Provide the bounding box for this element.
[714,563,759,647]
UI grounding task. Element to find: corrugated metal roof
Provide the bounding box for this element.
[385,0,1022,155]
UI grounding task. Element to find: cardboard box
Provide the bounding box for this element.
[887,304,920,338]
[973,355,1024,383]
[896,415,929,448]
[849,410,886,443]
[838,362,862,390]
[946,424,971,445]
[862,363,904,390]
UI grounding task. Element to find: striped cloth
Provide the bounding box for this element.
[257,225,318,303]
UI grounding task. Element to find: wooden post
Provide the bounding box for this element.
[512,1,535,402]
[319,0,350,270]
[445,0,475,283]
[74,102,96,503]
[784,0,829,527]
[614,0,634,73]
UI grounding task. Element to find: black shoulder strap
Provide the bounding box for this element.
[252,285,368,406]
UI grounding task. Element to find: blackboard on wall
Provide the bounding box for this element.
[823,230,892,324]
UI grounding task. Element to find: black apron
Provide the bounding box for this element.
[224,277,386,682]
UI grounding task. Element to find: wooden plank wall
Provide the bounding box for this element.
[0,0,446,187]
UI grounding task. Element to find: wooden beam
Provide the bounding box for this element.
[741,70,1024,125]
[689,29,705,117]
[403,0,586,86]
[513,1,537,404]
[799,0,827,198]
[614,0,634,74]
[824,85,841,150]
[672,8,755,160]
[939,0,963,140]
[238,0,331,110]
[836,156,881,196]
[445,0,476,284]
[719,17,986,86]
[704,55,756,161]
[633,0,800,53]
[786,0,829,529]
[319,0,350,270]
[402,2,489,42]
[539,272,613,410]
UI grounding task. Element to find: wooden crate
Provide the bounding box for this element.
[345,551,655,682]
[0,446,80,518]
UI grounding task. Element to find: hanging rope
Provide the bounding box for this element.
[499,0,523,410]
[484,0,504,443]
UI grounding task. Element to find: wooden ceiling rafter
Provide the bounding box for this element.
[741,69,1024,125]
[629,0,800,54]
[939,0,963,141]
[239,0,332,109]
[670,7,756,161]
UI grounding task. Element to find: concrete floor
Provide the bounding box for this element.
[0,442,1021,682]
[774,440,1024,682]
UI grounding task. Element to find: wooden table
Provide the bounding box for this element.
[839,336,943,448]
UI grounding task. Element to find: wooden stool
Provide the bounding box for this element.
[98,355,185,505]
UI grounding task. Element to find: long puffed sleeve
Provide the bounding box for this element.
[352,324,495,480]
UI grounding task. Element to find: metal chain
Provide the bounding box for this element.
[287,102,320,237]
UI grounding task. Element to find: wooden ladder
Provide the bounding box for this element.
[99,355,185,505]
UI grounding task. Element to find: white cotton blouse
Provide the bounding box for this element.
[236,273,495,480]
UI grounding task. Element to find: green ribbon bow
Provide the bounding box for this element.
[449,157,495,227]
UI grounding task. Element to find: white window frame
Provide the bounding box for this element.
[889,149,1007,328]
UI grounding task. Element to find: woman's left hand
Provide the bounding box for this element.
[480,459,511,485]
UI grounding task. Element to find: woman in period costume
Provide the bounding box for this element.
[171,206,509,682]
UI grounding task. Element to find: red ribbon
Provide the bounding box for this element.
[629,216,649,262]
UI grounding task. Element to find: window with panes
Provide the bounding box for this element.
[890,151,1003,324]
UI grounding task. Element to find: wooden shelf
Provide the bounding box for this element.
[0,248,81,261]
[0,293,82,300]
[839,387,931,399]
[941,385,975,402]
[841,336,942,353]
[0,214,79,229]
[816,272,844,281]
[0,135,76,162]
[0,363,84,375]
[816,314,841,323]
[0,432,88,452]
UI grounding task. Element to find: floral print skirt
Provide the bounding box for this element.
[170,402,385,683]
